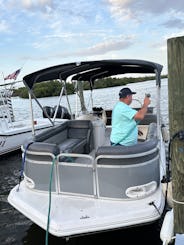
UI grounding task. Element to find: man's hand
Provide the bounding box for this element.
[143,96,151,107]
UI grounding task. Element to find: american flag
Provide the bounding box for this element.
[4,68,21,80]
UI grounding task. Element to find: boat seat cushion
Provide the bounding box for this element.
[95,139,158,165]
[34,122,68,142]
[96,139,158,156]
[59,138,87,153]
[25,142,60,156]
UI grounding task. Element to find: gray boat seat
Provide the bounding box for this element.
[23,120,94,155]
[96,139,160,199]
[95,121,159,198]
[95,138,158,165]
[62,120,94,154]
[96,122,158,165]
[58,138,87,153]
[25,142,60,155]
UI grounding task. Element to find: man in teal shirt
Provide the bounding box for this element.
[110,88,150,146]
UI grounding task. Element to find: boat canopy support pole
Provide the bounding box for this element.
[77,79,87,114]
[52,85,64,121]
[28,92,36,136]
[63,78,74,119]
[74,80,78,118]
[28,89,54,126]
[155,69,161,139]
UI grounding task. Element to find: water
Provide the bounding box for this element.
[0,79,168,245]
[12,79,168,125]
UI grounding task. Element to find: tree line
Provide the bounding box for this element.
[13,75,167,99]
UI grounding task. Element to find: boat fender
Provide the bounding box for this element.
[160,209,174,244]
[161,124,169,142]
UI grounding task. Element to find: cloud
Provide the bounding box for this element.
[0,20,9,32]
[75,36,134,56]
[162,18,184,29]
[24,34,135,62]
[106,0,136,22]
[106,0,184,22]
[20,0,52,10]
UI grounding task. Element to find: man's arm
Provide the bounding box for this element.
[134,96,151,120]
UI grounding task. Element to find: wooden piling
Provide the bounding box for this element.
[167,36,184,233]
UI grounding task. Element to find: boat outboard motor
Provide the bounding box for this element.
[53,105,71,119]
[42,106,54,118]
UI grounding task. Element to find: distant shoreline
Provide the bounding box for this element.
[13,75,167,99]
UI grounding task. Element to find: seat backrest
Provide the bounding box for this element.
[95,139,158,165]
[34,122,68,142]
[67,120,94,153]
[67,120,92,139]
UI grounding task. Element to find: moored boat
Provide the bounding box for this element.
[8,59,168,238]
[0,83,70,155]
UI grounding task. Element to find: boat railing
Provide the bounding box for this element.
[23,149,59,193]
[22,146,96,196]
[94,145,160,199]
[57,153,96,197]
[21,118,161,199]
[22,137,160,200]
[0,89,14,125]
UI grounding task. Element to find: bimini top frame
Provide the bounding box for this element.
[23,59,163,136]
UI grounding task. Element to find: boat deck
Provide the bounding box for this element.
[9,181,165,237]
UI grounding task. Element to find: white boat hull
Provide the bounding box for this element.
[0,119,66,155]
[8,181,165,237]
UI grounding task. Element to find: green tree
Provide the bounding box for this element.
[13,75,167,98]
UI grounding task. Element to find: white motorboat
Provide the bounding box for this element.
[0,83,70,155]
[8,59,168,238]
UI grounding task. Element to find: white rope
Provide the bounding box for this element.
[172,198,184,205]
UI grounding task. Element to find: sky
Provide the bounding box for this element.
[1,0,184,84]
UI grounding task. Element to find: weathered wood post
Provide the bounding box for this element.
[167,36,184,233]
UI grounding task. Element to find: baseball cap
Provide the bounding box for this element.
[119,87,136,98]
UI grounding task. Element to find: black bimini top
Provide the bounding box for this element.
[23,59,163,90]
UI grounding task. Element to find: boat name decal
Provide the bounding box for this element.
[80,215,90,219]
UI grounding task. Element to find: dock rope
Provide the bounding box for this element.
[16,142,33,192]
[172,198,184,205]
[167,130,184,206]
[45,156,57,245]
[149,201,161,215]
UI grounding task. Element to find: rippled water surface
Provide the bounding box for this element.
[0,79,168,244]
